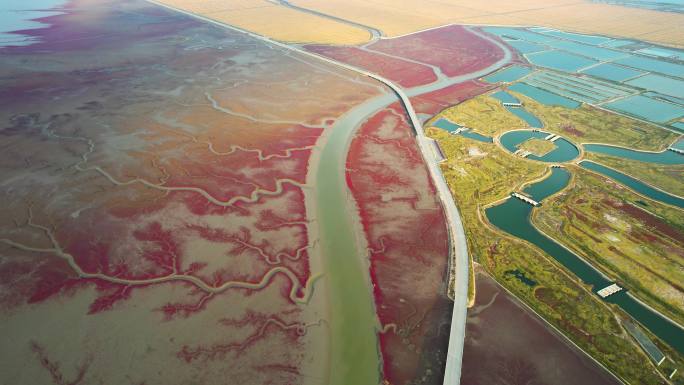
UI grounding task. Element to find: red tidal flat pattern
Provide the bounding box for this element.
[369,25,505,78]
[411,80,495,115]
[346,104,451,385]
[0,0,381,383]
[305,45,438,88]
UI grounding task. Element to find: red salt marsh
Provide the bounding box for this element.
[346,104,451,385]
[305,45,438,87]
[411,80,496,115]
[369,25,505,78]
[0,0,381,383]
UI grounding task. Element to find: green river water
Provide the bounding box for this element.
[315,92,397,385]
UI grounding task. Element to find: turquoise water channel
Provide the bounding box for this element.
[486,168,684,354]
[491,91,544,127]
[584,144,684,165]
[432,118,493,143]
[580,161,684,208]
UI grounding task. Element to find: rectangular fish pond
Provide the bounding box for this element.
[542,39,627,61]
[613,55,684,79]
[507,40,548,54]
[604,94,684,124]
[484,65,533,83]
[507,82,580,108]
[533,29,614,46]
[579,63,645,82]
[525,50,598,73]
[625,73,684,99]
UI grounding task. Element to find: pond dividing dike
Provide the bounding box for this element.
[485,167,684,354]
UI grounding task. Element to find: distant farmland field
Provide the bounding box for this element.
[155,0,371,44]
[291,0,684,48]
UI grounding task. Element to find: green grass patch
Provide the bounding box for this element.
[533,167,684,327]
[431,94,527,136]
[518,138,557,157]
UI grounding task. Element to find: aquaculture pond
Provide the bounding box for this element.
[599,39,633,48]
[647,92,684,106]
[535,29,613,46]
[486,168,684,354]
[604,95,684,124]
[500,130,579,163]
[484,65,533,83]
[580,63,645,82]
[483,27,552,44]
[522,71,632,104]
[580,161,684,208]
[526,50,597,73]
[584,144,684,164]
[508,82,580,109]
[507,40,547,54]
[543,39,626,61]
[626,74,684,99]
[636,46,684,61]
[613,55,684,78]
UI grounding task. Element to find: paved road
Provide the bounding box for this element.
[143,3,512,383]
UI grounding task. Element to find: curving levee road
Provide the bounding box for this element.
[144,2,512,383]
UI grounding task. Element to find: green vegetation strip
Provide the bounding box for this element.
[534,168,684,327]
[428,127,681,384]
[518,138,557,157]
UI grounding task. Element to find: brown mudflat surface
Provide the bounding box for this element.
[461,268,621,385]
